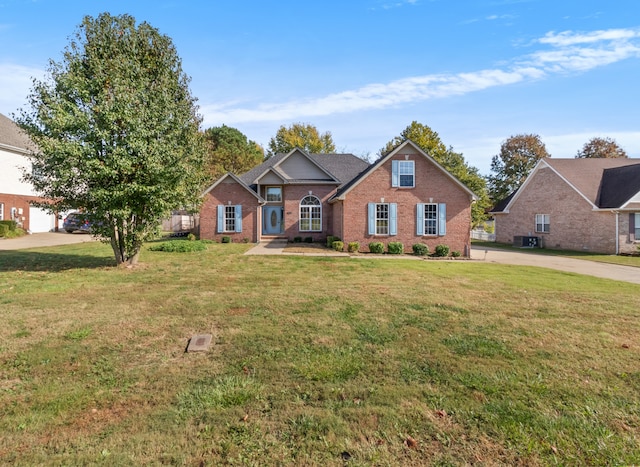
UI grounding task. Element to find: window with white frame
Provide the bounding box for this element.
[424,203,438,235]
[376,203,389,235]
[216,205,242,233]
[0,203,4,220]
[299,195,321,232]
[417,203,446,236]
[368,203,397,235]
[392,160,415,188]
[225,206,236,232]
[535,214,550,233]
[635,213,640,240]
[265,186,282,202]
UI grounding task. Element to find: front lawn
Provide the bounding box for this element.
[1,242,639,465]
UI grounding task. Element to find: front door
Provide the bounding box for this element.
[263,206,283,235]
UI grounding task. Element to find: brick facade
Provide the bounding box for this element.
[337,150,473,254]
[494,167,618,253]
[200,178,262,243]
[280,184,337,242]
[199,143,475,254]
[0,193,55,231]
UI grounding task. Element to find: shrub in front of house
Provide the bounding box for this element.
[451,250,461,258]
[149,240,208,252]
[412,243,429,256]
[434,244,450,257]
[332,241,344,252]
[368,242,384,254]
[187,233,196,241]
[293,236,302,243]
[0,220,17,234]
[304,237,313,243]
[347,241,360,253]
[387,242,404,255]
[326,236,340,248]
[221,236,231,243]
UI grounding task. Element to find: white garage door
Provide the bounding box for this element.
[28,206,55,233]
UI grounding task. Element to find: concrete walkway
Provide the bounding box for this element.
[471,246,640,285]
[245,239,349,257]
[0,231,97,250]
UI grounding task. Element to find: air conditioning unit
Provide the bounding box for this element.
[513,236,541,248]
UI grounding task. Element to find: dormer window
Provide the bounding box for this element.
[266,186,282,202]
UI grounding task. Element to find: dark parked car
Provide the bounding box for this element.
[63,212,92,233]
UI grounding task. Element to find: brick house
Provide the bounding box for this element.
[491,158,640,254]
[0,113,58,232]
[200,139,478,255]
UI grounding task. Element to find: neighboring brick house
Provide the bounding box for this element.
[491,158,640,254]
[200,139,478,255]
[0,113,58,232]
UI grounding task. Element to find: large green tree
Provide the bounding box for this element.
[266,123,336,159]
[487,134,550,203]
[17,13,206,266]
[380,121,491,227]
[203,125,263,180]
[576,136,627,159]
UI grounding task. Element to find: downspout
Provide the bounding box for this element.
[614,210,619,255]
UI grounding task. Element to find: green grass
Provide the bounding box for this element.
[0,242,639,465]
[473,240,640,267]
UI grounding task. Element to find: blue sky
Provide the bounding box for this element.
[1,0,639,174]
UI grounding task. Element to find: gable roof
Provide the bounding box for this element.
[238,148,369,187]
[0,113,34,154]
[598,163,640,208]
[202,172,266,202]
[329,139,478,202]
[493,158,640,212]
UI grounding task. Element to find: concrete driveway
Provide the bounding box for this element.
[0,231,97,250]
[471,246,640,285]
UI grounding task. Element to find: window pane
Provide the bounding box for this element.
[398,161,414,187]
[299,196,322,232]
[225,206,235,232]
[424,204,437,235]
[266,187,282,202]
[376,204,389,235]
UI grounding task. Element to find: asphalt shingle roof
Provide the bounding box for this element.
[238,151,370,188]
[492,158,640,212]
[0,113,34,152]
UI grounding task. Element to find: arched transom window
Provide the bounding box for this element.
[299,195,322,232]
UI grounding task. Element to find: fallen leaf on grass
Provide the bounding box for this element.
[404,436,418,449]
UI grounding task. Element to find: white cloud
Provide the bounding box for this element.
[0,63,44,116]
[202,27,640,126]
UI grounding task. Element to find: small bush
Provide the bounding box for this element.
[347,241,360,253]
[149,240,208,252]
[304,237,313,243]
[0,220,17,231]
[293,236,302,243]
[451,250,461,258]
[221,236,231,243]
[332,241,344,252]
[434,244,450,257]
[2,227,26,239]
[326,236,340,247]
[187,233,196,241]
[387,242,404,255]
[368,242,384,254]
[412,243,429,256]
[0,224,7,237]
